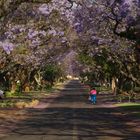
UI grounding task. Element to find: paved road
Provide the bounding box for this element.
[0,80,140,140]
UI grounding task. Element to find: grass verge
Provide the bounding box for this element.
[115,102,140,118]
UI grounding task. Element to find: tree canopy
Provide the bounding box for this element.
[0,0,139,92]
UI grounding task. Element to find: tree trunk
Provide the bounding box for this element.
[34,70,42,90]
[11,81,16,93]
[112,77,117,95]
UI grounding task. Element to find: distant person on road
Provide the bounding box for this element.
[89,88,97,104]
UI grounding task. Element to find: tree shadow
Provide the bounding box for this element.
[1,80,140,140]
[4,106,139,140]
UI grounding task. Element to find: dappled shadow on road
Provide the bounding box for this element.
[59,80,117,105]
[1,80,140,140]
[2,106,139,140]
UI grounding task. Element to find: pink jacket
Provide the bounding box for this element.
[90,90,97,95]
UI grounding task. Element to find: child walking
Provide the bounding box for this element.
[90,88,97,104]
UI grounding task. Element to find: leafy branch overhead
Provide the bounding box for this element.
[0,0,139,93]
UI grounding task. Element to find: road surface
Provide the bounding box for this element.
[0,80,140,140]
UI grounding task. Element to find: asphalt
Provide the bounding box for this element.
[0,80,140,140]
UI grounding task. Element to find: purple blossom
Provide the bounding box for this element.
[74,24,83,33]
[4,31,13,39]
[32,39,41,46]
[119,3,130,18]
[0,41,14,54]
[61,37,67,43]
[39,30,46,36]
[48,29,57,36]
[58,31,65,36]
[28,30,38,39]
[38,1,75,25]
[11,25,26,34]
[38,4,51,15]
[127,16,136,26]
